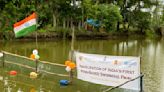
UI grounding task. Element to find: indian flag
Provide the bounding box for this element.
[13,12,37,38]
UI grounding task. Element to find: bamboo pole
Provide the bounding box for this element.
[2,52,5,67]
[35,0,38,49]
[103,74,144,92]
[140,57,143,92]
[140,73,144,92]
[35,1,38,72]
[40,70,69,77]
[35,59,38,73]
[69,25,75,84]
[71,26,75,54]
[69,0,76,83]
[40,60,65,67]
[35,31,38,49]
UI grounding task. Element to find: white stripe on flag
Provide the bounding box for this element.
[14,19,36,33]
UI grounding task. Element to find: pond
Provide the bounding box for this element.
[0,37,163,92]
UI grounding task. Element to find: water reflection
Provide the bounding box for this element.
[1,75,51,92]
[0,38,163,92]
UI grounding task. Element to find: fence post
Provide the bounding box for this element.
[69,70,73,84]
[2,52,5,67]
[140,73,144,92]
[102,74,144,92]
[35,59,38,73]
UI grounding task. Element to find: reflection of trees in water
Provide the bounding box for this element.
[74,39,146,56]
[0,65,58,91]
[139,38,163,92]
[3,77,17,92]
[113,40,139,56]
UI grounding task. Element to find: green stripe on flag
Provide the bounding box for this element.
[15,25,36,38]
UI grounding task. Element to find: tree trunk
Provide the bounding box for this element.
[71,18,73,29]
[81,2,84,28]
[66,19,69,28]
[122,0,127,32]
[117,22,120,31]
[138,0,141,10]
[78,21,81,30]
[140,27,143,33]
[57,18,59,27]
[63,18,66,28]
[53,13,57,27]
[127,23,130,31]
[123,21,126,31]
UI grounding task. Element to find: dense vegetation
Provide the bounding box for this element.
[0,0,164,39]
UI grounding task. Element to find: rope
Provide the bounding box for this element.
[2,51,65,67]
[40,70,69,77]
[40,60,65,67]
[5,60,35,70]
[5,60,69,77]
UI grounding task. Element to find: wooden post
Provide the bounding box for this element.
[103,74,144,92]
[69,70,73,84]
[2,52,5,67]
[69,26,75,84]
[140,57,143,92]
[69,0,76,84]
[35,1,38,72]
[71,26,75,53]
[35,32,38,49]
[35,59,38,73]
[140,73,144,92]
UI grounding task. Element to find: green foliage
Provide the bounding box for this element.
[97,4,122,31]
[83,0,93,18]
[145,29,158,38]
[133,11,151,32]
[162,8,164,25]
[83,1,122,31]
[38,29,47,33]
[0,0,162,37]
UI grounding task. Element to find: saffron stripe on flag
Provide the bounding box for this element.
[14,12,36,28]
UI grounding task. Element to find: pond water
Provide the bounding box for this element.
[0,37,164,92]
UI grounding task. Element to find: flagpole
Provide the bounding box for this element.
[35,29,38,49]
[35,1,38,49]
[35,1,38,73]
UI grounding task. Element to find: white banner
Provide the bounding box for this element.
[75,52,140,91]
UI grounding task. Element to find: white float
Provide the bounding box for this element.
[32,49,38,55]
[65,66,71,72]
[0,53,3,58]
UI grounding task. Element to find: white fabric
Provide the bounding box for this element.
[75,52,140,91]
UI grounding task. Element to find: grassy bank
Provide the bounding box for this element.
[0,27,162,40]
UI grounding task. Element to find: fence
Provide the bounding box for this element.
[0,51,69,77]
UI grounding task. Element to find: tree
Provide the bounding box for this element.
[83,0,122,31]
[97,4,122,31]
